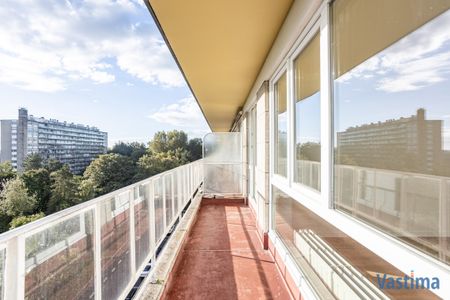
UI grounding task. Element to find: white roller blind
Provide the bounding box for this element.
[332,0,450,78]
[294,32,320,101]
[275,72,287,113]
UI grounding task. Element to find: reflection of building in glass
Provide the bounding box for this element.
[0,108,108,174]
[336,109,443,175]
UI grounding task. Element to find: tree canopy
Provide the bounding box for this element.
[83,153,136,196]
[109,142,146,162]
[0,130,203,232]
[0,178,37,217]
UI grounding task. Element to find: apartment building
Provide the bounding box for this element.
[336,108,443,174]
[0,108,107,174]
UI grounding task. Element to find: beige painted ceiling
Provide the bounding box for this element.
[146,0,293,131]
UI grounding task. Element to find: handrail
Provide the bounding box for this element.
[0,159,203,300]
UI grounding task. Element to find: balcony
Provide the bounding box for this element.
[0,160,203,300]
[1,129,449,299]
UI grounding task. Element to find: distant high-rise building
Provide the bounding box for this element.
[336,108,442,174]
[0,108,107,174]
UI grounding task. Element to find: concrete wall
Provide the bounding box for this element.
[0,120,12,163]
[255,81,270,234]
[17,108,28,172]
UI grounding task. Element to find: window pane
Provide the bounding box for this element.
[294,33,321,191]
[333,0,450,265]
[274,73,287,177]
[332,0,450,78]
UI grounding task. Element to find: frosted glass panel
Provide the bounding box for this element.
[135,184,150,270]
[204,133,241,163]
[100,194,131,300]
[25,211,95,300]
[154,178,164,242]
[204,164,242,194]
[173,170,179,215]
[203,133,242,195]
[165,174,173,226]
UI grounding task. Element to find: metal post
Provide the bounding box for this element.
[94,203,102,300]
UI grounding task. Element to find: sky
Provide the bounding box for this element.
[0,0,210,146]
[334,8,450,150]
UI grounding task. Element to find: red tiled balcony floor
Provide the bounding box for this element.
[163,199,292,300]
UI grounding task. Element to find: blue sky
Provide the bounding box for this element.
[333,9,450,150]
[0,0,210,146]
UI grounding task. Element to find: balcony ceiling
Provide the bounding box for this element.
[145,0,293,131]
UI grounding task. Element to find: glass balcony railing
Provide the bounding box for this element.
[0,160,203,300]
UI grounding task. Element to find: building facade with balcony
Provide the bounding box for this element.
[0,108,108,174]
[144,0,450,298]
[0,1,449,300]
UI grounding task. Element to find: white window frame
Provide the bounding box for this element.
[267,2,450,299]
[270,63,289,186]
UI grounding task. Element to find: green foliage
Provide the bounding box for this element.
[0,161,16,188]
[149,130,188,153]
[9,212,44,229]
[0,178,37,216]
[78,178,97,201]
[110,142,146,162]
[44,158,65,173]
[83,153,136,196]
[136,130,196,180]
[137,149,189,179]
[23,153,43,171]
[0,213,12,233]
[47,166,80,214]
[22,168,51,213]
[0,130,203,234]
[187,138,202,161]
[297,142,321,162]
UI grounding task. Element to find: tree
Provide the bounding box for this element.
[78,178,97,201]
[47,165,80,214]
[167,130,188,151]
[0,162,16,188]
[10,212,44,229]
[22,168,51,213]
[297,142,321,162]
[83,154,136,196]
[110,142,146,162]
[137,149,189,179]
[187,138,202,161]
[44,158,65,173]
[149,130,188,154]
[23,153,43,171]
[0,178,37,217]
[149,131,169,153]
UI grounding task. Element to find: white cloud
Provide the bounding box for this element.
[149,96,210,138]
[337,10,450,93]
[0,0,185,92]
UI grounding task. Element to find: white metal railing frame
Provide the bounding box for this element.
[0,159,203,300]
